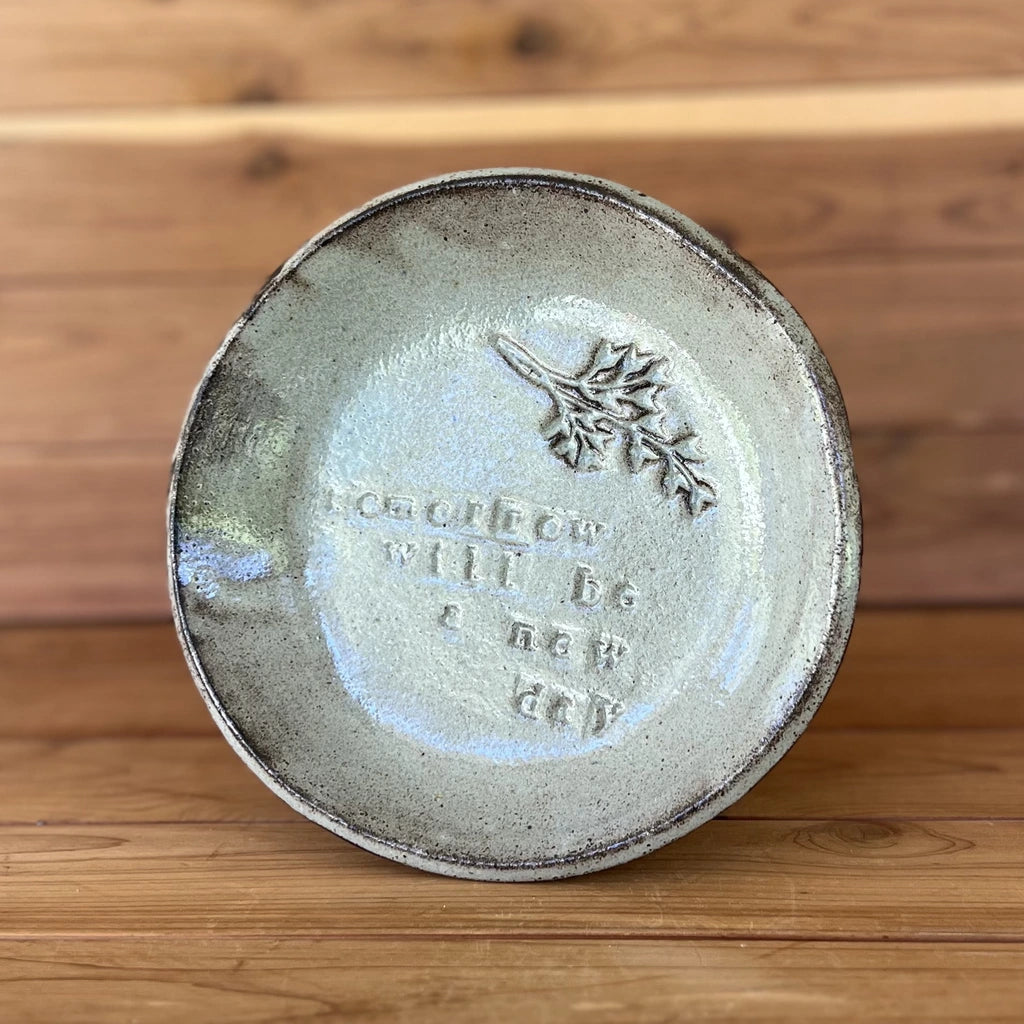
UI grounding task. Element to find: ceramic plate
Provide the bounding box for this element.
[169,169,860,880]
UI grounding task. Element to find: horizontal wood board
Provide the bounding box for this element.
[3,819,1023,940]
[3,0,1024,111]
[1,938,1021,1023]
[4,610,1022,737]
[2,728,1023,825]
[4,132,1024,281]
[4,4,1023,1015]
[0,611,1021,1012]
[1,127,1022,618]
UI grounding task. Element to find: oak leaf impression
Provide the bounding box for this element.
[495,334,716,516]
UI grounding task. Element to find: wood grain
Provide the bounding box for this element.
[2,819,1021,939]
[730,730,1024,820]
[2,730,1022,826]
[855,430,1024,603]
[2,429,1019,621]
[1,614,1020,1017]
[2,131,1022,281]
[1,938,1022,1023]
[0,128,1021,616]
[3,0,1022,1012]
[0,623,208,737]
[7,79,1024,144]
[5,611,1021,738]
[812,609,1024,730]
[4,256,1022,448]
[3,0,1024,111]
[0,446,169,622]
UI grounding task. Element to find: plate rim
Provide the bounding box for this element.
[168,167,862,881]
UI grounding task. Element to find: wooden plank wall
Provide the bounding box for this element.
[1,1,1022,621]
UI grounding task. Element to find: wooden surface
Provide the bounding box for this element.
[1,610,1022,1021]
[2,4,1023,1016]
[4,0,1024,110]
[2,0,1023,619]
[1,123,1023,617]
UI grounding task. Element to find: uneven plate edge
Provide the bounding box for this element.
[167,167,862,882]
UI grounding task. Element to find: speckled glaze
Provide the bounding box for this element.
[169,169,861,881]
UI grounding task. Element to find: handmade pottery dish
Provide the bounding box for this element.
[169,169,861,880]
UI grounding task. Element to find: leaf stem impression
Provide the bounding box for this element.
[495,333,716,516]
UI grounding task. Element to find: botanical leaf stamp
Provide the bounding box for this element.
[495,334,716,515]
